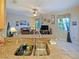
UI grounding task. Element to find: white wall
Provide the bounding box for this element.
[6,10,30,29]
[6,10,52,30]
[6,6,79,45]
[53,6,79,45]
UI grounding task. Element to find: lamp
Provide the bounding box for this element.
[10,27,17,33]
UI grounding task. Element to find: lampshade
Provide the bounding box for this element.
[10,27,17,32]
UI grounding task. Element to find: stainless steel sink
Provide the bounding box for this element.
[14,42,50,56]
[34,42,50,56]
[14,44,33,56]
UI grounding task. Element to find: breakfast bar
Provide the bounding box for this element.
[0,35,72,59]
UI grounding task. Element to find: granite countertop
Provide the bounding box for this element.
[5,35,54,39]
[0,39,72,59]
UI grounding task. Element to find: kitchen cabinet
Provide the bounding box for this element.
[0,0,5,29]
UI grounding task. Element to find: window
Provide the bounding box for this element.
[35,20,41,29]
[58,15,70,32]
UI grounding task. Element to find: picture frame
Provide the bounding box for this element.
[51,15,55,24]
[72,21,77,25]
[16,21,19,26]
[20,20,26,25]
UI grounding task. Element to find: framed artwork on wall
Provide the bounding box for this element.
[20,20,26,25]
[51,15,55,24]
[16,21,19,26]
[72,21,77,25]
[47,19,50,23]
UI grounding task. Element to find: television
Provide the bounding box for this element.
[40,25,49,30]
[40,25,49,34]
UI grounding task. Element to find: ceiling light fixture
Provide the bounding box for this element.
[32,9,38,16]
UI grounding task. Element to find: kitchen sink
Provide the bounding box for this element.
[34,42,50,56]
[14,42,50,56]
[14,44,33,56]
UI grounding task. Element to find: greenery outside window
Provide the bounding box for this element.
[35,19,41,29]
[58,14,70,32]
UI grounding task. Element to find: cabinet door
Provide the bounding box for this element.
[0,0,5,29]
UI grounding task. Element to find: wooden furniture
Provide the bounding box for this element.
[0,0,5,29]
[21,28,30,34]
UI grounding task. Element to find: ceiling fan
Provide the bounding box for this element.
[32,8,38,16]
